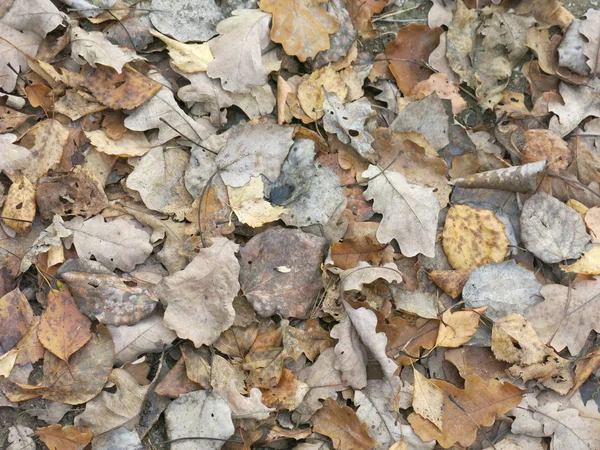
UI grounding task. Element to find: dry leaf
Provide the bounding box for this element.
[38,287,91,363]
[261,368,309,411]
[159,237,239,347]
[346,0,386,39]
[75,368,149,434]
[338,262,403,292]
[35,424,93,450]
[331,316,368,389]
[413,369,445,430]
[239,227,327,318]
[450,160,546,193]
[525,279,600,355]
[0,134,30,173]
[522,129,570,171]
[2,176,36,234]
[442,205,509,270]
[259,0,339,62]
[150,29,213,73]
[69,27,140,73]
[330,239,393,270]
[149,0,222,42]
[492,314,574,394]
[313,398,376,450]
[85,129,150,157]
[363,165,440,258]
[429,270,470,299]
[297,65,348,121]
[521,192,590,264]
[227,177,286,227]
[410,72,467,114]
[463,260,541,321]
[0,288,33,354]
[444,346,508,381]
[155,358,201,399]
[435,307,484,348]
[408,375,524,448]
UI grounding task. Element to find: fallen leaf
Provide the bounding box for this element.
[227,176,286,227]
[281,319,334,361]
[435,307,484,348]
[346,0,386,39]
[180,343,211,387]
[6,425,35,450]
[521,192,590,264]
[0,26,40,93]
[492,314,574,394]
[409,72,467,114]
[124,72,214,145]
[463,260,541,321]
[149,0,222,42]
[338,262,403,292]
[259,0,339,62]
[164,390,235,448]
[549,82,600,137]
[413,369,445,430]
[261,368,309,410]
[150,29,213,73]
[313,398,376,450]
[126,146,193,220]
[91,427,142,450]
[0,134,30,173]
[363,164,440,258]
[450,160,546,193]
[239,227,327,318]
[382,316,439,367]
[330,238,393,270]
[385,24,443,95]
[331,316,368,389]
[2,176,36,234]
[408,375,524,448]
[429,270,470,299]
[444,347,508,381]
[159,237,239,347]
[522,129,570,171]
[206,9,273,93]
[155,358,201,399]
[218,381,275,421]
[69,27,140,73]
[38,287,91,363]
[75,368,149,435]
[579,9,600,75]
[442,204,509,270]
[297,65,348,121]
[60,271,158,326]
[65,215,153,272]
[85,129,150,157]
[525,279,600,355]
[109,312,177,364]
[35,424,93,450]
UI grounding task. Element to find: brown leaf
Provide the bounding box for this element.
[214,324,259,360]
[244,328,284,389]
[346,0,386,39]
[36,166,108,221]
[0,288,33,354]
[240,227,327,318]
[382,316,438,366]
[522,129,571,171]
[61,271,157,326]
[261,368,309,411]
[35,424,93,450]
[313,398,376,450]
[407,375,524,448]
[330,239,393,270]
[409,73,467,114]
[444,347,508,381]
[429,270,470,299]
[181,343,211,387]
[442,205,509,270]
[2,176,36,234]
[450,160,546,193]
[385,24,443,95]
[83,65,161,110]
[14,316,44,366]
[259,0,339,62]
[155,358,201,399]
[38,287,91,363]
[0,105,31,133]
[282,319,334,361]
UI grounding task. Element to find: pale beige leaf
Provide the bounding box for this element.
[70,27,140,73]
[227,177,286,227]
[413,369,444,430]
[0,134,30,173]
[330,318,367,389]
[85,129,151,157]
[150,29,213,73]
[338,262,403,292]
[363,165,440,258]
[65,215,153,272]
[159,237,240,347]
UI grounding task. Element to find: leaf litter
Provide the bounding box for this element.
[2,0,600,449]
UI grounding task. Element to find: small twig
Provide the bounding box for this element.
[158,118,217,155]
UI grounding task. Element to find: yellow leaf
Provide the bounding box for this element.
[436,307,485,348]
[227,176,286,227]
[150,29,213,73]
[2,176,36,234]
[413,368,445,430]
[297,65,348,121]
[561,246,600,274]
[442,204,509,270]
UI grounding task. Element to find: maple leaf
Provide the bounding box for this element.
[259,0,340,62]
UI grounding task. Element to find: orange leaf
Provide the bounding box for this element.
[259,0,339,62]
[346,0,386,39]
[429,269,471,299]
[408,375,524,448]
[35,424,93,450]
[385,24,443,95]
[38,287,91,362]
[313,398,376,450]
[330,239,393,270]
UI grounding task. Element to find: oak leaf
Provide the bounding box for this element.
[159,237,239,347]
[382,316,438,367]
[407,375,524,448]
[346,0,386,39]
[259,0,339,62]
[363,165,440,258]
[297,65,348,121]
[38,288,91,363]
[313,398,376,450]
[442,205,509,270]
[69,27,140,73]
[331,316,368,389]
[281,319,334,361]
[444,347,508,381]
[35,424,93,450]
[330,238,393,270]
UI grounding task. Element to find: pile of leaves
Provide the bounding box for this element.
[2,0,600,448]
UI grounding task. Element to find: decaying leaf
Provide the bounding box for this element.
[521,192,590,264]
[492,314,574,394]
[150,29,213,73]
[363,165,440,258]
[150,0,222,42]
[159,237,239,347]
[450,160,546,193]
[429,270,470,299]
[239,227,327,318]
[2,176,36,234]
[227,177,286,228]
[69,27,140,73]
[35,424,93,450]
[0,288,34,354]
